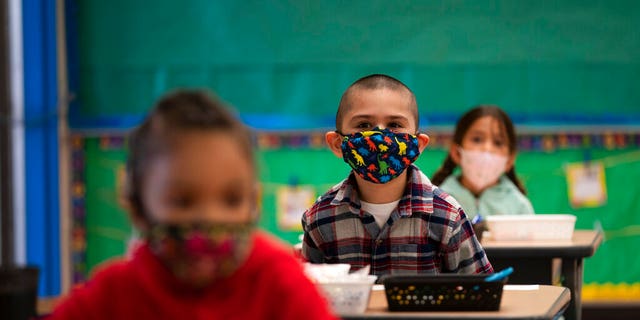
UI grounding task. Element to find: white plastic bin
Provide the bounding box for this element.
[319,275,377,315]
[485,214,576,241]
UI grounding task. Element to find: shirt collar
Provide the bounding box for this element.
[331,172,361,215]
[331,165,433,217]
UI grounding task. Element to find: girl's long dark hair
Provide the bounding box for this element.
[431,105,527,195]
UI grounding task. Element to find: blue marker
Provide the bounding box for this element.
[484,267,514,282]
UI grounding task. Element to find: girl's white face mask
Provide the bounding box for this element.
[458,148,509,191]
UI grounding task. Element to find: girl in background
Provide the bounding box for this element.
[431,105,534,222]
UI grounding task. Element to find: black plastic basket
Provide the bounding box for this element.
[381,274,507,312]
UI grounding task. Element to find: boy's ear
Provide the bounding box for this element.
[417,133,430,152]
[325,131,344,158]
[449,143,462,165]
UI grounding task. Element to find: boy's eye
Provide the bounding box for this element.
[356,122,372,129]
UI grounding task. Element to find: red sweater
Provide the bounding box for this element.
[49,231,338,320]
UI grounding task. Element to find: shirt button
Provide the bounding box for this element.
[376,239,383,245]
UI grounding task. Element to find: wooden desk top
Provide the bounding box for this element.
[481,230,603,258]
[343,285,570,320]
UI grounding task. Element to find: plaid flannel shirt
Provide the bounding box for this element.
[301,165,493,276]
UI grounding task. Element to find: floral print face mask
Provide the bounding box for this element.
[146,222,253,288]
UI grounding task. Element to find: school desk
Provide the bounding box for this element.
[342,284,570,320]
[481,229,603,320]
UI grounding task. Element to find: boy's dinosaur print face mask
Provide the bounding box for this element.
[339,127,420,184]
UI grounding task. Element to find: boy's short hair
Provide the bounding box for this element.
[335,74,419,130]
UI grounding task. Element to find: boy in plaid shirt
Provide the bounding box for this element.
[301,74,493,276]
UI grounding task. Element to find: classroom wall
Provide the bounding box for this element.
[64,0,640,298]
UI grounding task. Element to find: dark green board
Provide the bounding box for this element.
[70,0,640,129]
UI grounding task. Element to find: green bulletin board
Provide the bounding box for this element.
[81,138,131,272]
[75,133,640,292]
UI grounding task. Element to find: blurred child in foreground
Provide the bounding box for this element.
[48,90,337,319]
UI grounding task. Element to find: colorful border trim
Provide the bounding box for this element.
[70,135,86,283]
[255,131,640,151]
